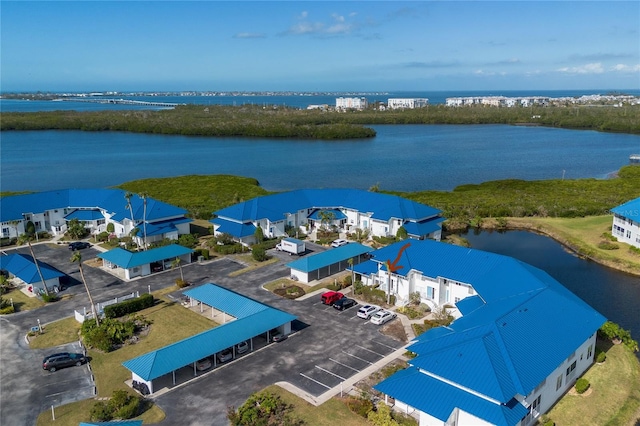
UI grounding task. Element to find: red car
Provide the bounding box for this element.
[321,291,344,305]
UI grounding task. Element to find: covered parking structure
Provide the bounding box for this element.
[97,244,193,280]
[122,283,297,395]
[286,243,372,284]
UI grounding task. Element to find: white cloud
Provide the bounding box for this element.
[611,63,640,72]
[283,10,355,36]
[556,63,604,74]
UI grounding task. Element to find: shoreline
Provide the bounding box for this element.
[475,218,640,278]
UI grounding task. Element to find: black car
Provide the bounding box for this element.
[68,242,91,250]
[42,352,87,372]
[332,297,357,311]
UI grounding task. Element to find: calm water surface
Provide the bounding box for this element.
[464,229,640,355]
[1,125,638,192]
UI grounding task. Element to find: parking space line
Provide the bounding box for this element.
[356,344,385,358]
[329,358,360,372]
[315,365,347,381]
[370,340,397,350]
[299,373,331,390]
[341,350,373,365]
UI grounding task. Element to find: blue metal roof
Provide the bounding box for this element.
[351,259,379,275]
[286,243,372,273]
[0,253,64,284]
[141,217,192,237]
[211,217,257,238]
[80,421,143,426]
[123,284,296,381]
[64,209,104,221]
[184,283,273,318]
[97,244,193,269]
[611,196,640,221]
[374,368,529,426]
[214,188,441,228]
[402,216,445,237]
[370,239,606,425]
[0,189,187,224]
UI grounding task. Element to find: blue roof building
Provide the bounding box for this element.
[611,196,640,249]
[0,189,191,249]
[122,283,296,394]
[367,240,606,426]
[97,244,193,281]
[0,253,65,294]
[211,189,442,245]
[286,242,372,283]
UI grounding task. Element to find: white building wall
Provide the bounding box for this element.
[518,333,598,425]
[454,409,494,426]
[419,410,446,426]
[612,214,640,249]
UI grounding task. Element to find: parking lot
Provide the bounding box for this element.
[1,242,406,426]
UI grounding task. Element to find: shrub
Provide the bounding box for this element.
[97,231,110,242]
[346,397,373,418]
[114,396,140,419]
[630,246,640,255]
[251,245,267,262]
[600,231,617,241]
[0,305,15,315]
[104,293,154,319]
[194,248,210,260]
[597,240,619,250]
[41,293,58,303]
[343,274,353,287]
[575,378,590,394]
[178,233,199,248]
[106,223,115,233]
[175,278,189,288]
[596,349,606,363]
[90,401,112,422]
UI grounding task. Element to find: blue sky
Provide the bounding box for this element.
[1,1,639,92]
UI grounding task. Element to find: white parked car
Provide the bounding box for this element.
[331,238,348,248]
[196,357,212,371]
[236,341,249,354]
[370,310,397,325]
[357,304,382,319]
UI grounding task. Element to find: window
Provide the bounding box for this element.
[566,360,577,377]
[627,230,632,238]
[556,374,563,391]
[454,297,461,303]
[587,344,593,359]
[2,228,8,237]
[426,287,434,299]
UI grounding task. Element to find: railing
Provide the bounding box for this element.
[74,291,140,322]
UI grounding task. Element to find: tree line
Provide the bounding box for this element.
[1,103,639,138]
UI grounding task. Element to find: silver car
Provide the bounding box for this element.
[370,310,397,325]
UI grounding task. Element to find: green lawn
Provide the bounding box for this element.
[34,292,217,424]
[547,342,640,426]
[2,287,45,312]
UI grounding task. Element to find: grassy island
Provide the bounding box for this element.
[1,103,639,138]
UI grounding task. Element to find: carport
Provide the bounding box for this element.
[97,244,193,280]
[286,243,372,283]
[0,253,65,294]
[122,283,297,395]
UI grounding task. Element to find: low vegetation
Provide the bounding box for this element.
[2,103,639,138]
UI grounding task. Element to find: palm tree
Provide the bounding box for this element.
[17,233,50,296]
[71,251,100,326]
[171,256,184,282]
[124,191,139,251]
[139,192,149,251]
[318,210,335,232]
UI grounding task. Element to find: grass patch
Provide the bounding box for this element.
[29,317,81,349]
[546,342,640,426]
[36,395,166,426]
[228,255,280,277]
[3,287,45,312]
[90,295,216,397]
[264,385,368,426]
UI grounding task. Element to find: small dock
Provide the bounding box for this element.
[630,154,640,165]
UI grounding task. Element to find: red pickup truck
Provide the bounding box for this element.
[321,291,344,305]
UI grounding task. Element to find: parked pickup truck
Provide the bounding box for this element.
[275,237,306,255]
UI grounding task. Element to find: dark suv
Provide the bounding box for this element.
[42,352,86,372]
[68,242,91,250]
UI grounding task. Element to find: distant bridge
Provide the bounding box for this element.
[55,98,186,107]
